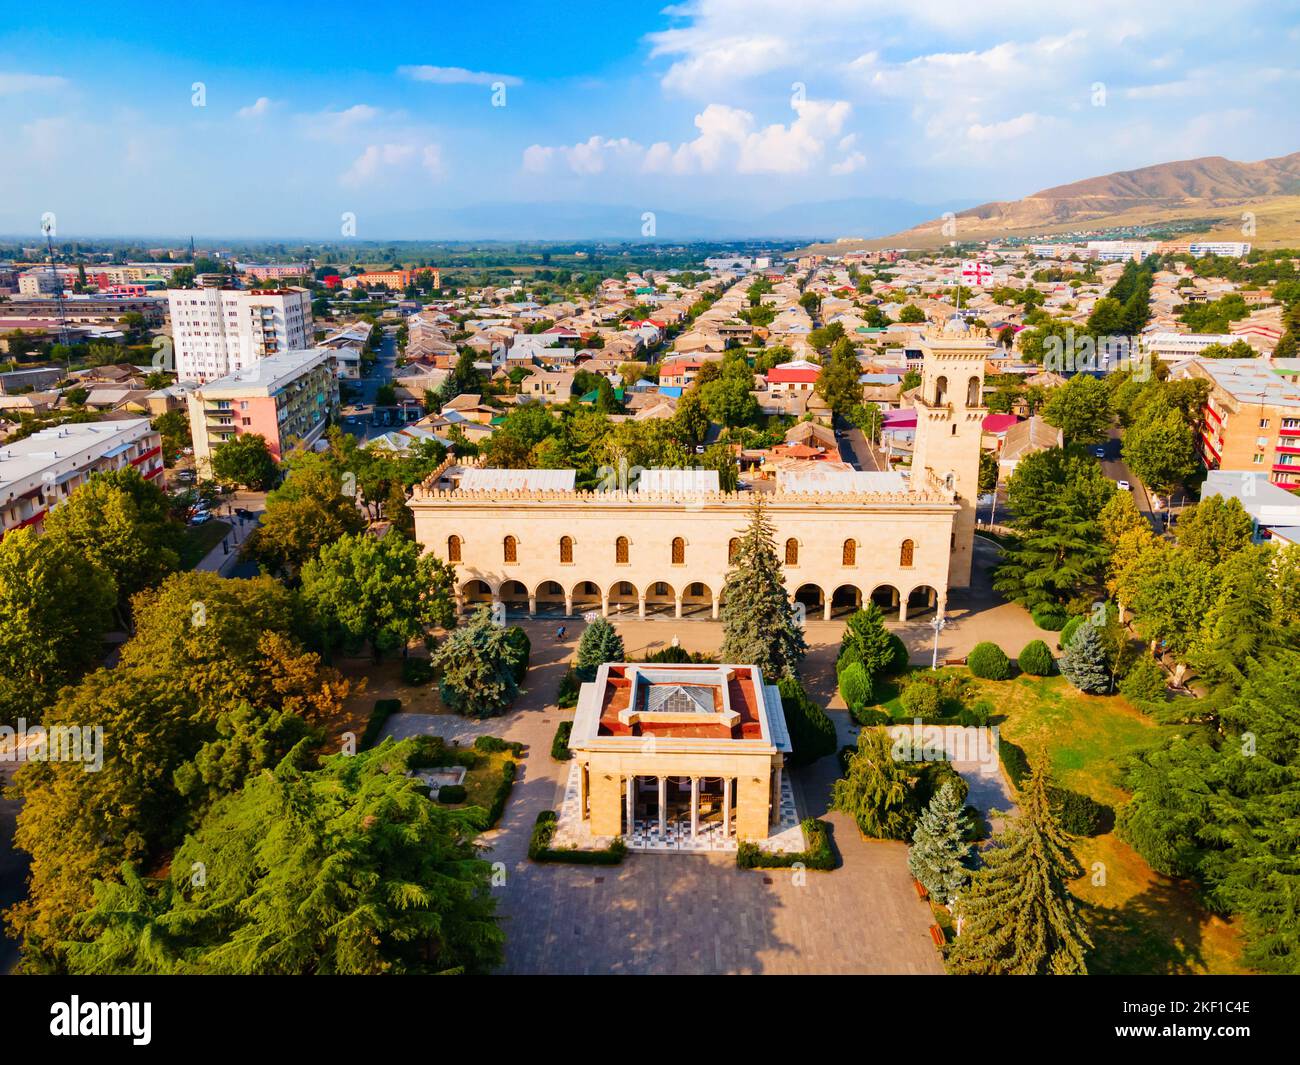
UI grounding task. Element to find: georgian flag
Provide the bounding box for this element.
[961,260,992,286]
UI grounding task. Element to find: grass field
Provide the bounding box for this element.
[969,673,1248,974]
[178,519,231,568]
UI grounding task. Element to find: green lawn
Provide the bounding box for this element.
[967,673,1247,974]
[179,519,232,568]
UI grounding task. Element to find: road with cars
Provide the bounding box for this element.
[339,328,406,442]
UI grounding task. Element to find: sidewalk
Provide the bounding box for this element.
[191,490,266,576]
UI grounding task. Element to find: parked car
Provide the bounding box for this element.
[1093,446,1106,458]
[188,512,212,526]
[1116,479,1131,491]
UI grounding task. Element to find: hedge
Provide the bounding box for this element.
[998,736,1031,788]
[967,641,1011,680]
[778,677,837,766]
[437,784,467,804]
[1017,639,1055,677]
[504,626,530,684]
[1032,608,1068,632]
[528,810,627,864]
[474,734,525,757]
[360,698,402,749]
[736,818,836,870]
[551,720,573,761]
[401,656,434,686]
[1049,786,1114,837]
[556,666,580,709]
[472,759,516,830]
[851,706,891,726]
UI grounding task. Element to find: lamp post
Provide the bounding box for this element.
[930,614,946,671]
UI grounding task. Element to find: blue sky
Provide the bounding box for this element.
[1,0,1297,239]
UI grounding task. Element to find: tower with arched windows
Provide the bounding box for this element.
[909,324,988,588]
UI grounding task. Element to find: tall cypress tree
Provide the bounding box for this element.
[908,780,975,904]
[719,497,806,679]
[947,765,1091,975]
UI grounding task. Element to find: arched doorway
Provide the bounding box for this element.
[534,580,566,615]
[645,580,676,617]
[830,585,862,618]
[571,580,601,616]
[499,579,529,616]
[794,583,824,619]
[681,581,713,619]
[905,585,939,621]
[608,580,638,617]
[460,579,493,608]
[870,584,902,615]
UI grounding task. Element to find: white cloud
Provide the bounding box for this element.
[0,72,67,93]
[237,96,275,119]
[830,151,866,175]
[340,141,442,187]
[306,104,385,141]
[398,65,521,87]
[966,111,1042,143]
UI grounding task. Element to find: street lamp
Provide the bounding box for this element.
[930,614,947,671]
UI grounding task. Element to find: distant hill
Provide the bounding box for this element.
[806,151,1300,252]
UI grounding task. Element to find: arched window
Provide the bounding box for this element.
[671,537,685,565]
[900,539,915,567]
[447,535,462,562]
[559,535,573,564]
[615,536,629,564]
[842,538,856,566]
[728,537,740,562]
[967,375,981,408]
[785,538,799,566]
[503,535,517,563]
[934,375,948,405]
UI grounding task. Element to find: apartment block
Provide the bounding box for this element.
[1175,357,1300,488]
[0,418,163,538]
[186,347,339,478]
[167,286,313,381]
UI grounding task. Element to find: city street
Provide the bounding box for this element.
[339,327,401,444]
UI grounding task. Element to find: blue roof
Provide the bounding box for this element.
[657,385,684,398]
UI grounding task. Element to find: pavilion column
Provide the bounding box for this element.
[771,766,783,826]
[564,594,573,616]
[625,775,635,835]
[579,764,589,820]
[711,599,719,620]
[658,776,667,835]
[690,777,700,840]
[492,597,503,619]
[638,596,646,619]
[528,595,537,617]
[674,596,683,619]
[454,593,464,617]
[723,777,732,838]
[823,598,832,622]
[928,588,936,608]
[898,599,908,623]
[601,594,610,618]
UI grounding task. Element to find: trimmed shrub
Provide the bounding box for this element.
[360,698,402,749]
[778,677,837,766]
[886,633,910,675]
[1049,786,1114,837]
[737,818,836,870]
[914,761,969,809]
[472,760,516,830]
[529,810,627,864]
[1032,608,1068,631]
[838,661,873,710]
[557,666,580,709]
[474,735,524,757]
[1058,614,1085,650]
[437,784,467,804]
[504,626,530,684]
[900,678,941,720]
[967,641,1011,680]
[851,706,891,726]
[1017,639,1055,677]
[998,736,1031,788]
[957,698,994,727]
[643,644,715,664]
[551,719,573,761]
[401,656,434,686]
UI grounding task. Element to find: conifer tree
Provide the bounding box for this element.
[1059,621,1111,694]
[574,617,626,681]
[908,779,975,904]
[720,497,806,678]
[947,765,1091,975]
[830,728,917,839]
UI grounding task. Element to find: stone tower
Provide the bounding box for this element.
[910,323,989,589]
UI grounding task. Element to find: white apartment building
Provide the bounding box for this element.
[1142,332,1240,361]
[166,286,313,381]
[0,418,163,538]
[17,270,62,296]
